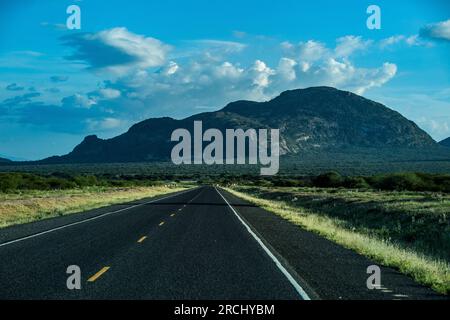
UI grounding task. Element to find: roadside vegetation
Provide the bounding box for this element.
[224,185,450,294]
[0,172,189,228]
[0,172,184,192]
[1,170,449,293]
[210,171,450,193]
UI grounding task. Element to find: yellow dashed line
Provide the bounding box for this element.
[159,221,165,226]
[137,236,147,243]
[87,266,110,282]
[170,214,175,217]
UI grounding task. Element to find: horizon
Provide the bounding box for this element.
[3,85,445,164]
[0,0,449,160]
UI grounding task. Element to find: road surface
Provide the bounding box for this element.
[0,186,444,300]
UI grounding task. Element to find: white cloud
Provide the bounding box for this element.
[297,40,328,62]
[277,58,297,81]
[421,19,450,41]
[98,88,121,99]
[380,35,406,48]
[13,32,401,135]
[276,36,397,95]
[159,61,179,75]
[62,27,171,74]
[211,62,243,79]
[379,34,434,49]
[335,36,372,57]
[251,60,275,87]
[62,93,97,108]
[86,117,124,131]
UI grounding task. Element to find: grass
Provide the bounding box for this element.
[224,186,450,295]
[0,185,188,228]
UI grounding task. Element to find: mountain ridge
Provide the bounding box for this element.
[0,157,11,163]
[439,137,450,147]
[30,86,439,164]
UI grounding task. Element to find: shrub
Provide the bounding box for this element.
[343,176,370,189]
[313,171,344,188]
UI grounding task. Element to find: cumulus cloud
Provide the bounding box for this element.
[251,60,275,88]
[380,34,432,48]
[61,27,171,74]
[277,58,297,81]
[334,36,372,57]
[97,88,121,99]
[277,36,397,95]
[5,31,401,136]
[380,35,406,48]
[62,93,97,109]
[296,40,328,62]
[420,19,450,41]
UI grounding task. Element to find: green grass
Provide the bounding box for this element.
[0,185,189,228]
[224,186,450,295]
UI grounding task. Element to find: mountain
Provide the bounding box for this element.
[439,137,450,147]
[41,86,438,164]
[0,157,11,163]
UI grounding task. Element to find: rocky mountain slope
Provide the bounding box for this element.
[40,87,438,164]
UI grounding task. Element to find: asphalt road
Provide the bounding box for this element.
[0,186,445,300]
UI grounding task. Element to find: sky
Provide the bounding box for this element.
[0,0,449,160]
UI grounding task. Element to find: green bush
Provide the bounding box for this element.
[369,173,428,191]
[313,171,344,188]
[343,176,370,189]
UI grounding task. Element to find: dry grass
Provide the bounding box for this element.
[0,186,188,228]
[225,186,450,295]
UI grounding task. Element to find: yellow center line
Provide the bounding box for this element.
[137,236,147,243]
[159,221,165,226]
[87,266,110,282]
[170,213,175,217]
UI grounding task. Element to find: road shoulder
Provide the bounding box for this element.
[219,188,446,300]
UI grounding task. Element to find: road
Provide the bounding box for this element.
[0,186,445,300]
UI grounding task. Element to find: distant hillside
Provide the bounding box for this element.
[39,86,438,164]
[0,157,11,163]
[439,137,450,147]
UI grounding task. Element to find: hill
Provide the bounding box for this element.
[0,157,11,163]
[39,86,438,164]
[439,137,450,147]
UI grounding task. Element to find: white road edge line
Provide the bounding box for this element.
[0,187,198,248]
[215,187,312,301]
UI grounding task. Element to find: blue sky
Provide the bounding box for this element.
[0,0,449,160]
